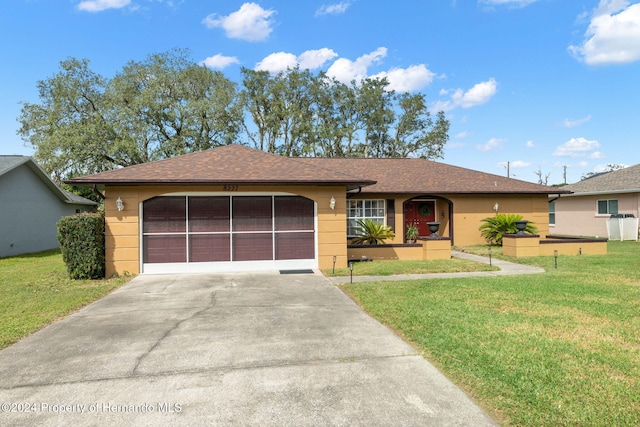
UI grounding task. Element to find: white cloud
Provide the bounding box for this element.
[254,47,435,92]
[200,54,240,69]
[298,48,339,69]
[526,140,535,148]
[203,2,275,42]
[569,1,640,65]
[326,47,388,83]
[455,131,470,139]
[562,114,592,127]
[255,49,338,73]
[593,163,629,172]
[510,160,532,168]
[372,64,436,92]
[553,137,601,157]
[590,151,606,159]
[255,52,298,73]
[476,137,504,152]
[480,0,538,7]
[77,0,130,12]
[434,78,498,111]
[316,2,351,16]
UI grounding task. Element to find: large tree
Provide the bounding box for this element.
[19,50,450,182]
[241,68,449,159]
[18,49,243,180]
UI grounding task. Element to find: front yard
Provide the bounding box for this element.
[0,250,130,350]
[341,241,640,426]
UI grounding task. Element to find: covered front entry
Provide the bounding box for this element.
[404,199,437,237]
[141,194,317,274]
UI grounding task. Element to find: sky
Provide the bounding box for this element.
[1,0,639,185]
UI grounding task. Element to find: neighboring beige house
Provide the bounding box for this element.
[67,144,561,276]
[550,164,640,240]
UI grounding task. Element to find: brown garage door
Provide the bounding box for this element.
[142,195,316,272]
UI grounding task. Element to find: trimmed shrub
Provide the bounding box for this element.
[479,213,538,246]
[57,212,105,279]
[351,218,396,245]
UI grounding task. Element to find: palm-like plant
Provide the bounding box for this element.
[351,219,395,245]
[479,214,537,246]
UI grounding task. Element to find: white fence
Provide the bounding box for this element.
[607,217,639,241]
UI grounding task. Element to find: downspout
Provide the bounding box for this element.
[346,186,362,199]
[92,185,105,200]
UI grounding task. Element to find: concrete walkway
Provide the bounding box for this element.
[327,250,545,284]
[0,271,497,426]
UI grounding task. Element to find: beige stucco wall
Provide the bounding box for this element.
[348,193,549,247]
[347,194,452,244]
[104,185,348,277]
[105,186,551,276]
[447,194,550,246]
[552,192,640,238]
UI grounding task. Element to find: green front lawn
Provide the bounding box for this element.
[341,241,640,426]
[0,250,131,350]
[323,258,499,277]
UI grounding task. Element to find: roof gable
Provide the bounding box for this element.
[561,164,640,195]
[0,155,30,176]
[1,155,97,206]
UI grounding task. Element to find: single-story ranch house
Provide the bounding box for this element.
[67,144,562,276]
[550,164,640,240]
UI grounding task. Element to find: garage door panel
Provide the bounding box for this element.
[189,197,230,232]
[189,234,231,262]
[274,196,314,231]
[233,233,273,261]
[275,232,314,260]
[143,197,186,233]
[232,197,272,232]
[143,235,186,263]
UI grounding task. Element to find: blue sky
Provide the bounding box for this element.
[1,0,639,184]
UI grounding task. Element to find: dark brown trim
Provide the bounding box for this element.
[347,243,422,248]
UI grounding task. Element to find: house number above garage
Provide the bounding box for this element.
[223,185,239,191]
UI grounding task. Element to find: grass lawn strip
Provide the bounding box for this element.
[0,250,131,350]
[323,258,499,277]
[341,241,640,426]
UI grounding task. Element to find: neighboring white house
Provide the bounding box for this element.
[551,164,640,240]
[0,156,97,258]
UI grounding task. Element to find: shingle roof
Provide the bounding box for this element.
[0,155,30,176]
[66,145,375,190]
[560,164,640,195]
[1,155,97,206]
[298,157,559,194]
[66,144,562,194]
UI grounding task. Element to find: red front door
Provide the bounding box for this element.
[404,200,436,237]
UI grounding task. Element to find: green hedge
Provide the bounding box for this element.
[57,212,105,279]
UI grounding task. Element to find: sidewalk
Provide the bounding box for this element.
[326,250,545,284]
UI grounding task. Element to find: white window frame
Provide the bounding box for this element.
[596,199,618,216]
[347,199,386,237]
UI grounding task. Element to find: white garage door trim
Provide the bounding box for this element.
[140,192,318,274]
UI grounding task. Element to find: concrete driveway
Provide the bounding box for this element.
[0,272,496,426]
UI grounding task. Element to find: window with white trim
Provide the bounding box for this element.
[347,199,386,237]
[549,200,555,226]
[597,199,618,215]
